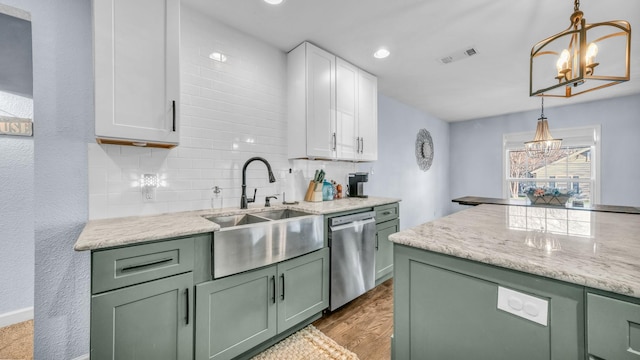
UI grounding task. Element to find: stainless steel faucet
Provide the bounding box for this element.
[240,157,276,209]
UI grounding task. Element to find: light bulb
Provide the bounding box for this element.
[556,49,570,72]
[586,42,598,65]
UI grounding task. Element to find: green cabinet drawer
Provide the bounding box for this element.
[588,293,640,360]
[92,237,196,294]
[375,203,399,223]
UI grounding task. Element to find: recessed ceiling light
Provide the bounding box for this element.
[209,52,227,62]
[264,0,284,5]
[373,48,390,59]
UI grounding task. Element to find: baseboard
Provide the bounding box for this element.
[0,307,33,328]
[71,354,90,360]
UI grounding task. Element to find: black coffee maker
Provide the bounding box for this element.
[348,172,369,198]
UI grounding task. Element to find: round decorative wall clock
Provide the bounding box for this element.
[415,128,434,171]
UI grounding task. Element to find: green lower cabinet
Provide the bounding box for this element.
[277,247,330,333]
[375,218,398,282]
[588,292,640,360]
[195,266,277,360]
[195,248,329,360]
[91,272,194,360]
[393,244,585,360]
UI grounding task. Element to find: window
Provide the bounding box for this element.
[503,126,600,206]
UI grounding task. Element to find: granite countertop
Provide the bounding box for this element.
[389,204,640,298]
[75,196,400,251]
[452,195,640,214]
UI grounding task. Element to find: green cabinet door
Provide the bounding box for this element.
[588,292,640,360]
[375,219,398,282]
[91,272,193,360]
[277,247,330,333]
[393,244,584,360]
[195,266,277,360]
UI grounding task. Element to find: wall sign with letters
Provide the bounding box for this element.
[0,116,33,136]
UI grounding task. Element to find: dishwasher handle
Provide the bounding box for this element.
[330,217,376,232]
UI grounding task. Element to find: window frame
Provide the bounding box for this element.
[502,125,601,204]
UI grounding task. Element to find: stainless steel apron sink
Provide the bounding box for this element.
[203,210,323,278]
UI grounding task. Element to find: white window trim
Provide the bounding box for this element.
[502,125,601,204]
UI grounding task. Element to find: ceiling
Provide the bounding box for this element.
[182,0,640,122]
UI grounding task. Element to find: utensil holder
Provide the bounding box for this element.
[304,181,315,202]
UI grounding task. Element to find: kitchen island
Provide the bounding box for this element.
[390,204,640,360]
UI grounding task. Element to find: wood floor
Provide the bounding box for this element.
[0,320,33,360]
[313,279,394,360]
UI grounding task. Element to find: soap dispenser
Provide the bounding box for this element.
[211,186,223,209]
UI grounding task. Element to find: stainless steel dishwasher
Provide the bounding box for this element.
[329,211,376,310]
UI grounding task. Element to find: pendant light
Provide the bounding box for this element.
[525,98,562,157]
[530,0,631,98]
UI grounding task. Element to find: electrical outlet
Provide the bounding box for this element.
[142,174,158,202]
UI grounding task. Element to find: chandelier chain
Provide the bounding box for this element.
[574,0,580,12]
[540,97,545,117]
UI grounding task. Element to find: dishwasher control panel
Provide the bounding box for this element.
[497,286,549,326]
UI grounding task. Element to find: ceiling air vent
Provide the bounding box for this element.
[437,46,479,65]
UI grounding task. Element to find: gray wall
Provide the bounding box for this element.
[4,0,92,357]
[0,2,34,320]
[361,94,451,229]
[0,137,33,315]
[450,93,640,211]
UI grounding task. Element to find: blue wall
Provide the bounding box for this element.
[5,0,93,357]
[361,94,451,229]
[450,93,640,210]
[0,136,33,316]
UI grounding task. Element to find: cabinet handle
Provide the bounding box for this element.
[375,234,379,251]
[280,274,285,301]
[271,276,276,304]
[121,257,173,272]
[356,137,360,153]
[185,288,189,325]
[332,132,337,151]
[172,100,176,132]
[381,210,392,216]
[360,137,364,153]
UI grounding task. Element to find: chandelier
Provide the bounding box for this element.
[530,0,631,98]
[525,98,562,157]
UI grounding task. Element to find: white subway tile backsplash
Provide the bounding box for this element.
[87,6,358,219]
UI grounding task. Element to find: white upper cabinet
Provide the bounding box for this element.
[288,42,335,159]
[357,70,378,161]
[288,42,378,161]
[336,59,358,160]
[93,0,180,148]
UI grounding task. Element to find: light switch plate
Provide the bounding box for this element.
[497,286,549,326]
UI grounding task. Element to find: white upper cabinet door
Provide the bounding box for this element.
[288,42,336,160]
[305,43,336,159]
[94,0,180,148]
[336,59,358,160]
[357,70,378,161]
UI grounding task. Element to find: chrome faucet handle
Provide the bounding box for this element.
[265,195,278,207]
[248,188,257,203]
